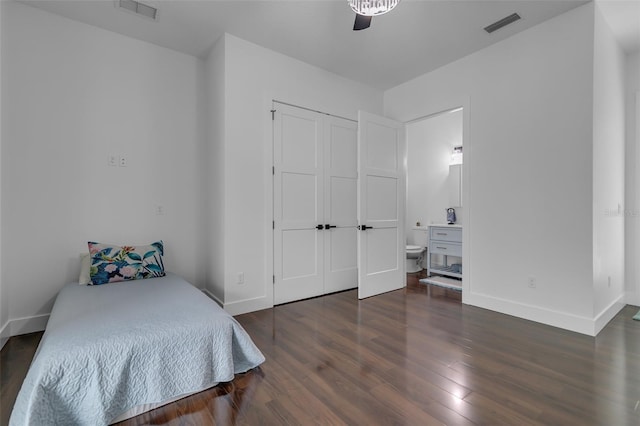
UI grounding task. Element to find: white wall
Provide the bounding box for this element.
[407,109,463,238]
[0,0,6,349]
[220,34,383,314]
[385,3,598,334]
[2,2,206,334]
[592,3,626,328]
[204,36,226,303]
[625,52,640,305]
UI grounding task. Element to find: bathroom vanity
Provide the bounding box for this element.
[427,224,462,279]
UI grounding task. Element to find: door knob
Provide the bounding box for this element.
[316,224,324,230]
[358,225,372,231]
[325,224,337,229]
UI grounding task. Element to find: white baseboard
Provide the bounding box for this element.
[201,288,223,307]
[9,314,49,336]
[224,296,272,316]
[0,321,9,351]
[594,295,626,335]
[464,291,597,336]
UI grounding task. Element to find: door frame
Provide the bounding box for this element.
[403,97,471,300]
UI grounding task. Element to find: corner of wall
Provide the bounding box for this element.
[592,0,627,318]
[203,30,227,302]
[0,321,8,351]
[224,296,272,317]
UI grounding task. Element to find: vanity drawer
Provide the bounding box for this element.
[429,241,462,257]
[430,227,461,243]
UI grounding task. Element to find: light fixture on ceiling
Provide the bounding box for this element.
[348,0,399,17]
[350,0,399,31]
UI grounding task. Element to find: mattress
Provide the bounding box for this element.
[9,273,265,426]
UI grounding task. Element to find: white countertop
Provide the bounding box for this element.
[429,223,462,228]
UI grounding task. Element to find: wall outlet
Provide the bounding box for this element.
[119,155,127,167]
[527,276,536,288]
[108,154,118,167]
[237,272,245,285]
[155,205,164,216]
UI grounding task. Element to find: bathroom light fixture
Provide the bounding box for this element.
[349,0,399,16]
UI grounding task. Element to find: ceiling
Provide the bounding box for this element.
[20,0,639,90]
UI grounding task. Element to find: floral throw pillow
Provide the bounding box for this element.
[88,241,165,285]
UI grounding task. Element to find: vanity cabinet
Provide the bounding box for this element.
[427,225,462,279]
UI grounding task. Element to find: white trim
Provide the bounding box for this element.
[636,91,640,302]
[594,294,626,335]
[224,295,272,316]
[0,321,9,351]
[465,291,598,336]
[8,314,49,336]
[201,288,223,307]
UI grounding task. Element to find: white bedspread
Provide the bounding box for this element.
[9,273,265,426]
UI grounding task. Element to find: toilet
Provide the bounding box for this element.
[406,228,428,273]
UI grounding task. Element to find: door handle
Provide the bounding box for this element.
[316,224,324,230]
[325,224,337,229]
[358,225,373,231]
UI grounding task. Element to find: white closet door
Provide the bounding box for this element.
[274,104,324,304]
[357,111,406,299]
[323,116,358,293]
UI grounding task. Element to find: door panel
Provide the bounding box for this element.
[366,228,399,273]
[366,175,398,221]
[329,177,357,223]
[325,227,358,294]
[274,104,324,304]
[281,172,317,223]
[366,122,399,171]
[329,124,358,173]
[282,114,319,169]
[324,117,358,293]
[358,111,406,300]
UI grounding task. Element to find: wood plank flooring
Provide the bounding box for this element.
[2,276,640,425]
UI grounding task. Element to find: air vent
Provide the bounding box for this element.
[484,13,521,34]
[118,0,158,21]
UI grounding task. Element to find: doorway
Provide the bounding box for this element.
[405,107,464,280]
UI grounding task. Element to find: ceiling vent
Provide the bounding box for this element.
[117,0,158,21]
[484,13,521,34]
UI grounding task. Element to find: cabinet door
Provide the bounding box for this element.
[273,104,324,304]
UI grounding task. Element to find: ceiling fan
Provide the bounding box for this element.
[349,0,399,31]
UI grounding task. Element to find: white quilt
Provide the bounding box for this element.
[9,273,265,425]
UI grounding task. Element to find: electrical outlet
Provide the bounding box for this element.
[119,155,127,167]
[108,154,118,167]
[528,276,536,288]
[237,272,245,285]
[155,205,164,216]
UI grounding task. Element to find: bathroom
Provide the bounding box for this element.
[406,107,464,283]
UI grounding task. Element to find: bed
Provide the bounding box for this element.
[9,272,265,425]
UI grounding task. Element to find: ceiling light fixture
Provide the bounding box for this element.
[349,0,399,17]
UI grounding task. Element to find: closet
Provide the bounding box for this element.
[273,103,358,304]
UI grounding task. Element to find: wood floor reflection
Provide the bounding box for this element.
[3,275,640,425]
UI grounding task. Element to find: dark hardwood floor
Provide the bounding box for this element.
[3,275,640,425]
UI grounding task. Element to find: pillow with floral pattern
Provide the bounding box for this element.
[88,241,165,285]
